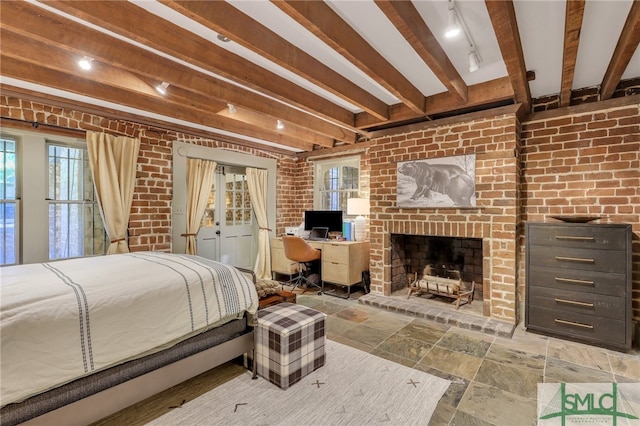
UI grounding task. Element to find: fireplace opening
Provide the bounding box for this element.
[390,234,484,301]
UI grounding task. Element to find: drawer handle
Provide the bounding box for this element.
[555,256,594,263]
[554,319,594,329]
[555,277,594,286]
[555,235,595,242]
[555,298,594,308]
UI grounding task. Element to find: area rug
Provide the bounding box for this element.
[149,340,451,425]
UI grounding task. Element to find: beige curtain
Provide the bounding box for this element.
[184,158,216,255]
[86,131,140,254]
[247,167,271,280]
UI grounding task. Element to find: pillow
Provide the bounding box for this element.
[255,279,281,298]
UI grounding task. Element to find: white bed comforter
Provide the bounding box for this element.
[0,252,259,406]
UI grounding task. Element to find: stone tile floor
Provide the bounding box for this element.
[296,285,640,426]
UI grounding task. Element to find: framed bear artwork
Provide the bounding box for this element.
[397,154,476,208]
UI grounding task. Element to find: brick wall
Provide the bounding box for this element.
[368,106,521,323]
[4,94,638,326]
[275,156,299,235]
[521,99,640,322]
[289,100,639,326]
[1,96,286,253]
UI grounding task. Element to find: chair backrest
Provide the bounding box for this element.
[282,236,321,263]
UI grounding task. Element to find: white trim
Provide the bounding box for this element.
[171,141,277,257]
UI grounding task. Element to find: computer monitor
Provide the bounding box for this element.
[304,210,343,232]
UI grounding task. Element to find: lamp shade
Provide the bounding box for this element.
[347,198,369,241]
[346,198,370,216]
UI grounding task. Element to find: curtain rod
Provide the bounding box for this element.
[1,116,86,134]
[0,116,135,138]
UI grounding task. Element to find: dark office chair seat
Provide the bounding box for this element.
[281,235,322,294]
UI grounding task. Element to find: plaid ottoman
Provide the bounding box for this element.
[255,303,326,389]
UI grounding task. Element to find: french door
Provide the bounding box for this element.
[196,166,254,270]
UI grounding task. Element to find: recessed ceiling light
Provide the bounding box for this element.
[217,34,230,42]
[78,56,93,71]
[155,82,169,95]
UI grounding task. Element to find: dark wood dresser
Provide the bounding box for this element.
[525,222,632,350]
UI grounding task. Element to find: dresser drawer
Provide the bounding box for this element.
[527,306,626,347]
[527,265,627,297]
[527,245,626,273]
[527,286,625,320]
[527,224,629,251]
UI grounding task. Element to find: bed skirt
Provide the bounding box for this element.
[1,317,250,426]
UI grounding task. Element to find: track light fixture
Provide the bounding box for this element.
[445,1,460,38]
[155,82,169,95]
[276,120,284,130]
[468,51,480,73]
[444,0,481,72]
[78,56,93,71]
[227,103,237,114]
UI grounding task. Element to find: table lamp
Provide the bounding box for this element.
[347,197,370,241]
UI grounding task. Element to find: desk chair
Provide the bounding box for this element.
[281,235,322,294]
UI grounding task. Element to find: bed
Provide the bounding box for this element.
[0,252,260,426]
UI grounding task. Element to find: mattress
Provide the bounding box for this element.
[0,252,259,406]
[0,317,250,426]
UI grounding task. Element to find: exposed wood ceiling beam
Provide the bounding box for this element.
[375,0,468,103]
[560,0,585,107]
[0,86,301,156]
[47,0,359,133]
[355,77,514,129]
[0,56,316,151]
[161,0,390,121]
[600,0,640,100]
[484,0,531,113]
[0,0,632,155]
[273,0,425,114]
[1,1,351,146]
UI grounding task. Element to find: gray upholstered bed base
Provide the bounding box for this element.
[1,317,254,426]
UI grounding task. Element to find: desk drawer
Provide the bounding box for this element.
[322,261,351,285]
[527,245,625,273]
[527,224,628,250]
[527,265,626,297]
[527,306,626,346]
[321,243,350,264]
[527,286,625,320]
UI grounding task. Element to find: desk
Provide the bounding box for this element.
[270,238,370,297]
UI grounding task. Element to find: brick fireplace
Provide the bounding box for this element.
[390,234,484,301]
[367,105,522,324]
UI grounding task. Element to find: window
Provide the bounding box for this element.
[224,171,252,226]
[314,156,360,211]
[200,166,252,228]
[0,130,107,264]
[47,142,106,259]
[0,137,17,265]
